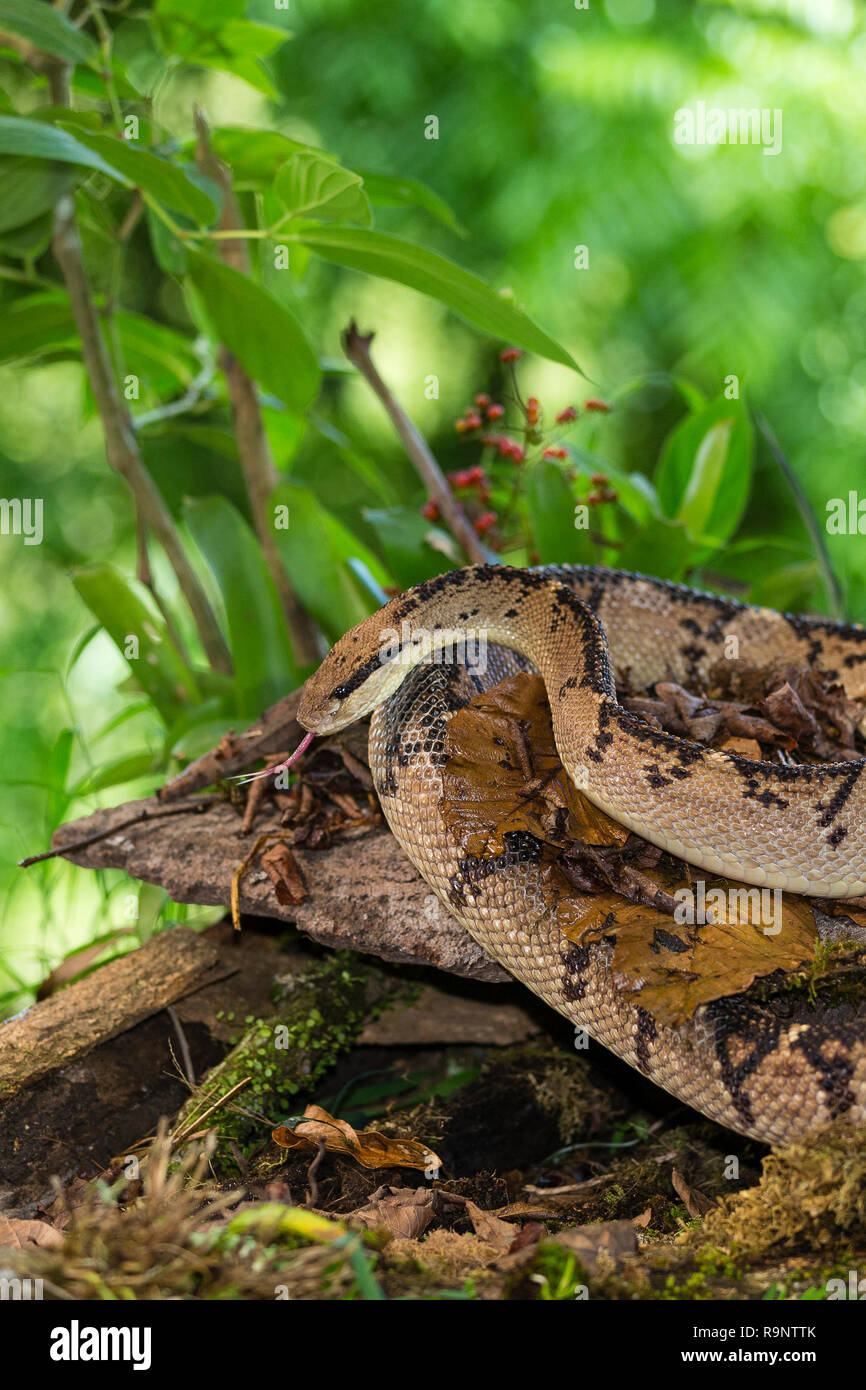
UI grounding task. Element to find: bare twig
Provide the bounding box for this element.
[193,106,320,665]
[45,65,232,674]
[342,320,489,564]
[19,798,216,868]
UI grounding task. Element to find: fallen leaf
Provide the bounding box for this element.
[0,1215,63,1250]
[442,672,820,1028]
[632,1208,652,1229]
[273,1104,441,1175]
[671,1167,716,1219]
[260,842,306,906]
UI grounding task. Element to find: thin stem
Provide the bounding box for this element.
[342,320,490,565]
[47,63,233,675]
[753,409,846,622]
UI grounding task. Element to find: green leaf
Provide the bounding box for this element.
[58,124,218,223]
[356,169,466,236]
[0,117,121,176]
[73,751,158,796]
[183,496,301,714]
[208,127,322,184]
[220,19,292,57]
[617,518,694,582]
[362,507,455,588]
[275,152,372,227]
[73,566,201,721]
[0,0,98,64]
[271,483,390,642]
[293,226,582,371]
[186,249,320,412]
[0,292,200,394]
[0,156,73,234]
[527,461,595,565]
[655,394,754,547]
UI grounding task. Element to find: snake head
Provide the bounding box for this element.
[297,603,419,734]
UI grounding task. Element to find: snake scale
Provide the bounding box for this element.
[297,564,866,1143]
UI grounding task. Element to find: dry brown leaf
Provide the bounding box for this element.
[0,1215,63,1250]
[594,892,816,1028]
[632,1208,652,1229]
[260,842,306,906]
[272,1104,441,1175]
[442,672,820,1029]
[345,1186,437,1240]
[442,674,628,859]
[717,736,763,760]
[671,1168,716,1219]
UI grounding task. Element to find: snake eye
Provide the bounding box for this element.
[332,684,350,699]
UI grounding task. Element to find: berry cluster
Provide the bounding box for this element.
[420,347,612,548]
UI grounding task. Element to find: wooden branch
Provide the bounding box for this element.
[45,68,232,675]
[342,320,489,564]
[193,106,320,665]
[49,797,509,983]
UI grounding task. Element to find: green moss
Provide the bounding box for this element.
[175,953,394,1169]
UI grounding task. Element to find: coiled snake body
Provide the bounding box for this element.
[298,565,866,1143]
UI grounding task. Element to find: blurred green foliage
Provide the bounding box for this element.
[1,0,864,1010]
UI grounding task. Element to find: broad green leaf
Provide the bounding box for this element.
[527,461,595,565]
[73,566,200,721]
[0,117,121,176]
[183,496,300,714]
[0,210,52,258]
[275,152,372,227]
[363,507,455,588]
[0,156,73,234]
[293,226,582,371]
[655,394,754,546]
[221,20,292,56]
[186,249,320,412]
[73,751,158,795]
[0,292,200,394]
[209,126,321,184]
[0,0,97,64]
[271,483,390,642]
[617,518,694,582]
[58,124,218,223]
[356,169,466,235]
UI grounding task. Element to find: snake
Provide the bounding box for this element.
[296,563,866,1143]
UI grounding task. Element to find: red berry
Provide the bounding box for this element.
[486,403,505,420]
[584,398,610,413]
[475,393,491,408]
[466,466,484,485]
[421,499,439,521]
[591,472,608,486]
[474,510,497,533]
[500,347,522,362]
[603,489,618,503]
[508,443,526,464]
[543,446,568,460]
[454,419,470,433]
[465,412,482,430]
[587,491,602,505]
[556,406,578,423]
[526,396,540,425]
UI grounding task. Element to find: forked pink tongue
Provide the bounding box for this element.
[232,730,316,786]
